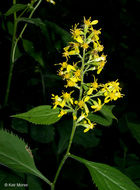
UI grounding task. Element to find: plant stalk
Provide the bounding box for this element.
[40,70,46,102]
[4,0,42,107]
[79,48,85,101]
[3,0,17,106]
[51,120,77,190]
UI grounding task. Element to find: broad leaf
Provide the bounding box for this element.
[22,39,44,67]
[0,130,51,185]
[89,105,116,126]
[73,127,100,148]
[124,165,140,180]
[12,118,28,134]
[127,122,140,144]
[70,154,140,190]
[18,18,45,28]
[45,20,72,44]
[12,105,60,125]
[5,4,27,16]
[88,113,113,126]
[30,125,55,143]
[100,105,117,120]
[57,120,72,154]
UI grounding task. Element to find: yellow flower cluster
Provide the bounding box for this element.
[52,17,123,133]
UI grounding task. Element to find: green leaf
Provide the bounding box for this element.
[18,17,45,28]
[44,20,72,47]
[89,105,116,126]
[70,154,140,190]
[57,120,72,154]
[12,105,60,125]
[30,125,55,143]
[124,165,140,180]
[88,113,112,126]
[7,21,14,36]
[22,39,44,67]
[73,128,100,148]
[15,45,22,61]
[100,105,117,120]
[12,118,28,134]
[0,130,51,185]
[127,122,140,144]
[5,4,27,16]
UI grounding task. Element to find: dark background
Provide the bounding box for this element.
[0,0,140,189]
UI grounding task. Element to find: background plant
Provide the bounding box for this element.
[0,0,140,189]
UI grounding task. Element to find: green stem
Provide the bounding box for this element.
[17,0,42,40]
[4,0,17,106]
[40,70,46,102]
[4,0,42,107]
[79,31,87,101]
[79,49,85,101]
[51,120,77,190]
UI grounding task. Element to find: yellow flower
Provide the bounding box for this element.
[91,98,103,112]
[91,29,101,41]
[77,96,90,115]
[87,76,99,95]
[70,24,84,44]
[83,123,96,133]
[46,0,55,5]
[70,76,79,83]
[58,110,67,117]
[82,43,89,49]
[63,50,70,59]
[66,64,76,72]
[83,118,96,133]
[62,91,74,105]
[59,62,68,70]
[74,69,81,77]
[64,73,71,79]
[101,80,123,103]
[94,42,104,52]
[107,80,121,93]
[97,59,106,74]
[66,80,76,87]
[58,70,64,77]
[78,100,85,108]
[76,112,96,132]
[92,80,98,89]
[62,46,71,59]
[70,24,82,36]
[52,94,65,109]
[84,17,98,27]
[104,91,123,103]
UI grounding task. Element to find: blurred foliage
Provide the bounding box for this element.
[0,0,140,189]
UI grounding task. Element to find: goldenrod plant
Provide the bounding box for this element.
[0,1,140,190]
[52,17,123,133]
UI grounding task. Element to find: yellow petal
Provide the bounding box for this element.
[67,65,76,72]
[87,88,94,95]
[91,20,98,25]
[84,127,90,133]
[84,96,90,102]
[75,36,83,43]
